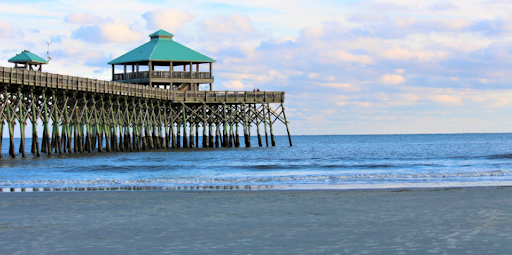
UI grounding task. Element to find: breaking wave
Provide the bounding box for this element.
[2,170,512,189]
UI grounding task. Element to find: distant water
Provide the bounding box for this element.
[2,134,512,190]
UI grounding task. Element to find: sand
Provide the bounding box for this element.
[1,187,512,254]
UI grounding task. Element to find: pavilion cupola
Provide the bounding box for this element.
[149,30,174,40]
[108,29,216,91]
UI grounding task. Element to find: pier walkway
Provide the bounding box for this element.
[0,67,285,104]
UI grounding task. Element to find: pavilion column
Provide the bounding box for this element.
[136,64,139,79]
[123,64,126,80]
[190,62,193,91]
[149,61,153,87]
[111,65,114,81]
[170,61,173,90]
[196,64,200,91]
[209,62,213,91]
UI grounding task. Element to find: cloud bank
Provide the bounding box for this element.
[2,0,512,135]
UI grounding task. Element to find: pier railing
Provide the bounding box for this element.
[0,67,283,104]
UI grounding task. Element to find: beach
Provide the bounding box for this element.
[1,186,512,254]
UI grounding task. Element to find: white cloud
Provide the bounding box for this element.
[379,74,405,85]
[314,82,359,91]
[201,14,256,41]
[433,94,462,105]
[308,73,320,79]
[334,50,373,65]
[395,69,405,74]
[488,96,510,107]
[301,26,325,38]
[379,48,448,62]
[478,78,490,84]
[142,9,194,32]
[72,20,143,44]
[221,70,287,83]
[379,48,416,60]
[222,80,247,90]
[65,12,102,24]
[61,47,103,61]
[430,1,458,11]
[0,20,13,39]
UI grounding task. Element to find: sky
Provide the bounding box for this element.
[1,0,512,135]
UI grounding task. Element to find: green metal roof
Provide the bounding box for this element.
[8,50,48,64]
[108,30,216,65]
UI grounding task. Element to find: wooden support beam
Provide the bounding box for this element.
[189,122,194,148]
[170,106,176,148]
[267,103,276,146]
[215,123,220,148]
[209,119,213,148]
[17,89,26,157]
[242,103,250,147]
[281,103,292,146]
[52,91,62,154]
[182,106,188,148]
[223,104,228,147]
[262,103,269,147]
[85,95,92,153]
[6,92,15,157]
[255,104,263,147]
[202,104,208,148]
[195,123,199,149]
[235,105,240,147]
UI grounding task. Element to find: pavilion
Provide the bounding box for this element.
[108,30,216,91]
[8,50,48,71]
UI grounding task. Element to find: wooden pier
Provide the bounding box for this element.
[0,30,292,158]
[0,66,291,158]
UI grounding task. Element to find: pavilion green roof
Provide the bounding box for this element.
[108,30,216,65]
[8,50,48,64]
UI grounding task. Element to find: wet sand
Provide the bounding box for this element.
[1,186,512,254]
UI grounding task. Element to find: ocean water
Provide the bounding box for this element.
[1,134,512,190]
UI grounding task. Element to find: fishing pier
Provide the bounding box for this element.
[0,30,292,158]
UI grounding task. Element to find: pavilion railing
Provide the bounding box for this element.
[113,71,212,81]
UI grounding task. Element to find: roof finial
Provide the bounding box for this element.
[149,29,174,40]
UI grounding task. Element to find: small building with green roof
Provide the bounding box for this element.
[8,50,48,72]
[108,29,216,91]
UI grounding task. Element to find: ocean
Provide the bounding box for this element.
[1,133,512,191]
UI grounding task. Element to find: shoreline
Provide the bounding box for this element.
[2,180,512,193]
[2,186,512,254]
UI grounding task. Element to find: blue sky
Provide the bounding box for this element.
[1,0,512,135]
